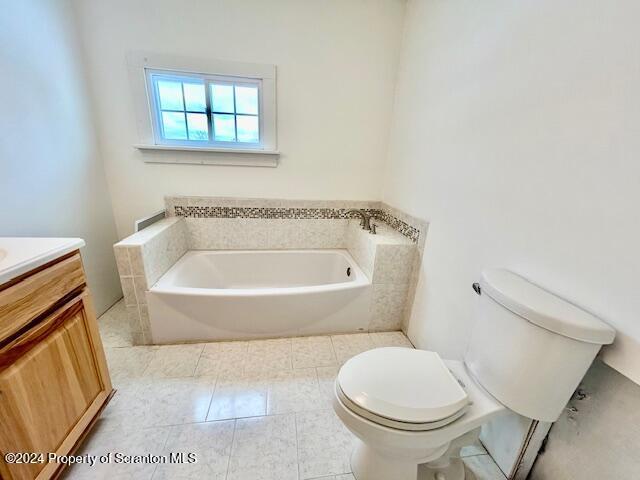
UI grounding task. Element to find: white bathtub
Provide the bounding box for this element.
[147,249,372,343]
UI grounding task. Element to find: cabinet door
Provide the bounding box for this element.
[0,292,111,480]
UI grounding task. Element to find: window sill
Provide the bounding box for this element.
[135,143,279,155]
[134,143,279,167]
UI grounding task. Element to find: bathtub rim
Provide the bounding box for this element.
[149,248,371,297]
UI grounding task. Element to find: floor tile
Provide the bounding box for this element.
[165,420,235,457]
[463,454,507,480]
[369,331,413,348]
[316,366,339,408]
[305,476,354,480]
[64,422,170,479]
[266,368,324,415]
[195,341,248,376]
[460,438,488,457]
[228,414,298,480]
[142,376,216,426]
[98,300,134,348]
[292,336,337,368]
[143,344,205,378]
[92,321,507,480]
[232,413,297,457]
[207,371,268,421]
[98,379,154,430]
[152,420,235,479]
[296,409,356,479]
[330,333,375,363]
[245,338,293,372]
[105,346,157,384]
[226,453,298,480]
[153,461,228,480]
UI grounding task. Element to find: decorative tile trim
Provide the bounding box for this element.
[373,210,421,243]
[174,205,375,220]
[173,205,421,243]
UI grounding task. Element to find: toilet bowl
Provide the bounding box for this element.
[332,269,616,480]
[333,348,506,480]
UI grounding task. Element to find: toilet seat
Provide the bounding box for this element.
[336,384,469,431]
[337,347,471,431]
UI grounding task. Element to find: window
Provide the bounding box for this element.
[128,53,277,162]
[148,71,262,147]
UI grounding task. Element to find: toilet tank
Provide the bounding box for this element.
[464,269,615,422]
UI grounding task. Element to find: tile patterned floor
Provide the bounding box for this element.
[62,300,506,480]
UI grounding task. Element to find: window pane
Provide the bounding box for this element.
[186,113,208,140]
[211,84,235,113]
[235,86,258,115]
[161,111,187,140]
[213,114,236,141]
[183,82,206,112]
[157,80,184,111]
[236,115,259,143]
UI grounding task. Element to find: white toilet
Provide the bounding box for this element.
[333,269,615,480]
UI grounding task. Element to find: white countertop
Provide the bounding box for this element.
[0,237,85,286]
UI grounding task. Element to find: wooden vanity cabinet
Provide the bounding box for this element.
[0,251,114,480]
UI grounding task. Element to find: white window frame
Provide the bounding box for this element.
[146,70,263,149]
[128,52,278,165]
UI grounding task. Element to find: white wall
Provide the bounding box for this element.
[384,0,640,383]
[72,0,406,237]
[0,0,121,314]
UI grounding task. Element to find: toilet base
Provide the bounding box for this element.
[418,460,475,480]
[350,438,446,480]
[351,443,412,480]
[350,430,480,480]
[352,450,476,480]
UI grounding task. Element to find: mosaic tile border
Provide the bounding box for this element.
[173,205,421,243]
[373,209,422,243]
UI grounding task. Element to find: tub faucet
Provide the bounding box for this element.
[346,209,373,231]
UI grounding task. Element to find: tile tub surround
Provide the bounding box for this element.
[113,217,188,344]
[168,195,427,332]
[65,301,506,480]
[167,196,428,331]
[346,221,419,331]
[114,198,427,343]
[166,196,428,245]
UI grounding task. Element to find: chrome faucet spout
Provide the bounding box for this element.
[346,209,372,231]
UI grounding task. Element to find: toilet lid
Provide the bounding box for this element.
[336,384,470,431]
[337,347,470,424]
